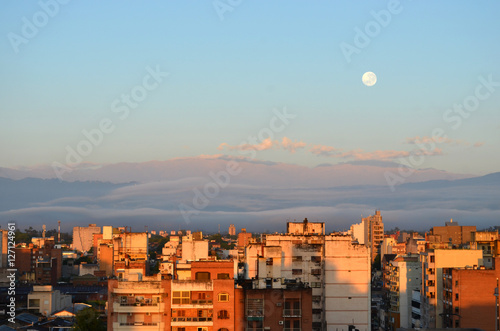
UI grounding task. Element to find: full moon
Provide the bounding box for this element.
[362,71,377,87]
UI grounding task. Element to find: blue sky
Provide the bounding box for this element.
[1,1,499,175]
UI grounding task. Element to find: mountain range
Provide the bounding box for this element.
[0,156,498,233]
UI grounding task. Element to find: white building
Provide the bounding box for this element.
[388,255,421,328]
[28,285,72,316]
[72,224,101,252]
[244,219,371,331]
[181,234,209,262]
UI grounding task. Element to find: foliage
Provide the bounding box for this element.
[73,307,106,331]
[74,256,93,265]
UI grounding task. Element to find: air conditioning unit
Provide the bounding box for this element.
[146,312,151,316]
[128,313,133,316]
[276,302,282,307]
[279,321,284,325]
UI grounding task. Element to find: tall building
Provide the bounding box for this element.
[237,228,252,248]
[386,255,421,329]
[228,224,236,236]
[351,210,384,262]
[420,248,484,328]
[244,218,371,331]
[443,259,500,331]
[73,224,101,252]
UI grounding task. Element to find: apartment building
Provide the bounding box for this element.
[470,230,500,267]
[244,287,312,331]
[386,255,420,330]
[351,210,384,262]
[14,240,62,285]
[442,259,500,331]
[244,218,371,331]
[73,224,101,252]
[419,249,483,328]
[107,260,244,331]
[427,220,475,246]
[229,224,236,236]
[28,285,72,317]
[94,227,149,277]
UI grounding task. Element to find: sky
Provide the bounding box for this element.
[1,1,500,176]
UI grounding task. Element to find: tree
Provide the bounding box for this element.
[73,307,106,331]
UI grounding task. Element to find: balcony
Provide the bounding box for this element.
[171,317,212,322]
[112,302,163,313]
[190,299,213,305]
[283,309,301,317]
[113,322,163,329]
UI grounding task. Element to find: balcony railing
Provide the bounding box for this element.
[118,302,158,306]
[283,309,301,317]
[190,299,213,305]
[171,317,212,322]
[119,323,158,326]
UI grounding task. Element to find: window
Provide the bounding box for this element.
[217,273,230,279]
[455,293,459,301]
[430,256,435,263]
[218,292,229,302]
[197,328,208,331]
[266,258,273,265]
[28,299,40,308]
[311,256,321,263]
[173,291,190,304]
[292,269,302,275]
[311,282,321,288]
[218,329,229,331]
[455,307,459,314]
[218,310,229,319]
[292,256,302,262]
[173,328,185,331]
[196,272,211,280]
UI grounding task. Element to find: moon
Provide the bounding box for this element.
[362,72,377,87]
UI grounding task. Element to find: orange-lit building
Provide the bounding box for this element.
[442,258,500,331]
[107,260,244,331]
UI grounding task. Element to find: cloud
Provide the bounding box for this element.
[405,136,470,146]
[218,137,305,153]
[310,144,341,157]
[281,137,306,153]
[310,145,413,161]
[218,137,278,152]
